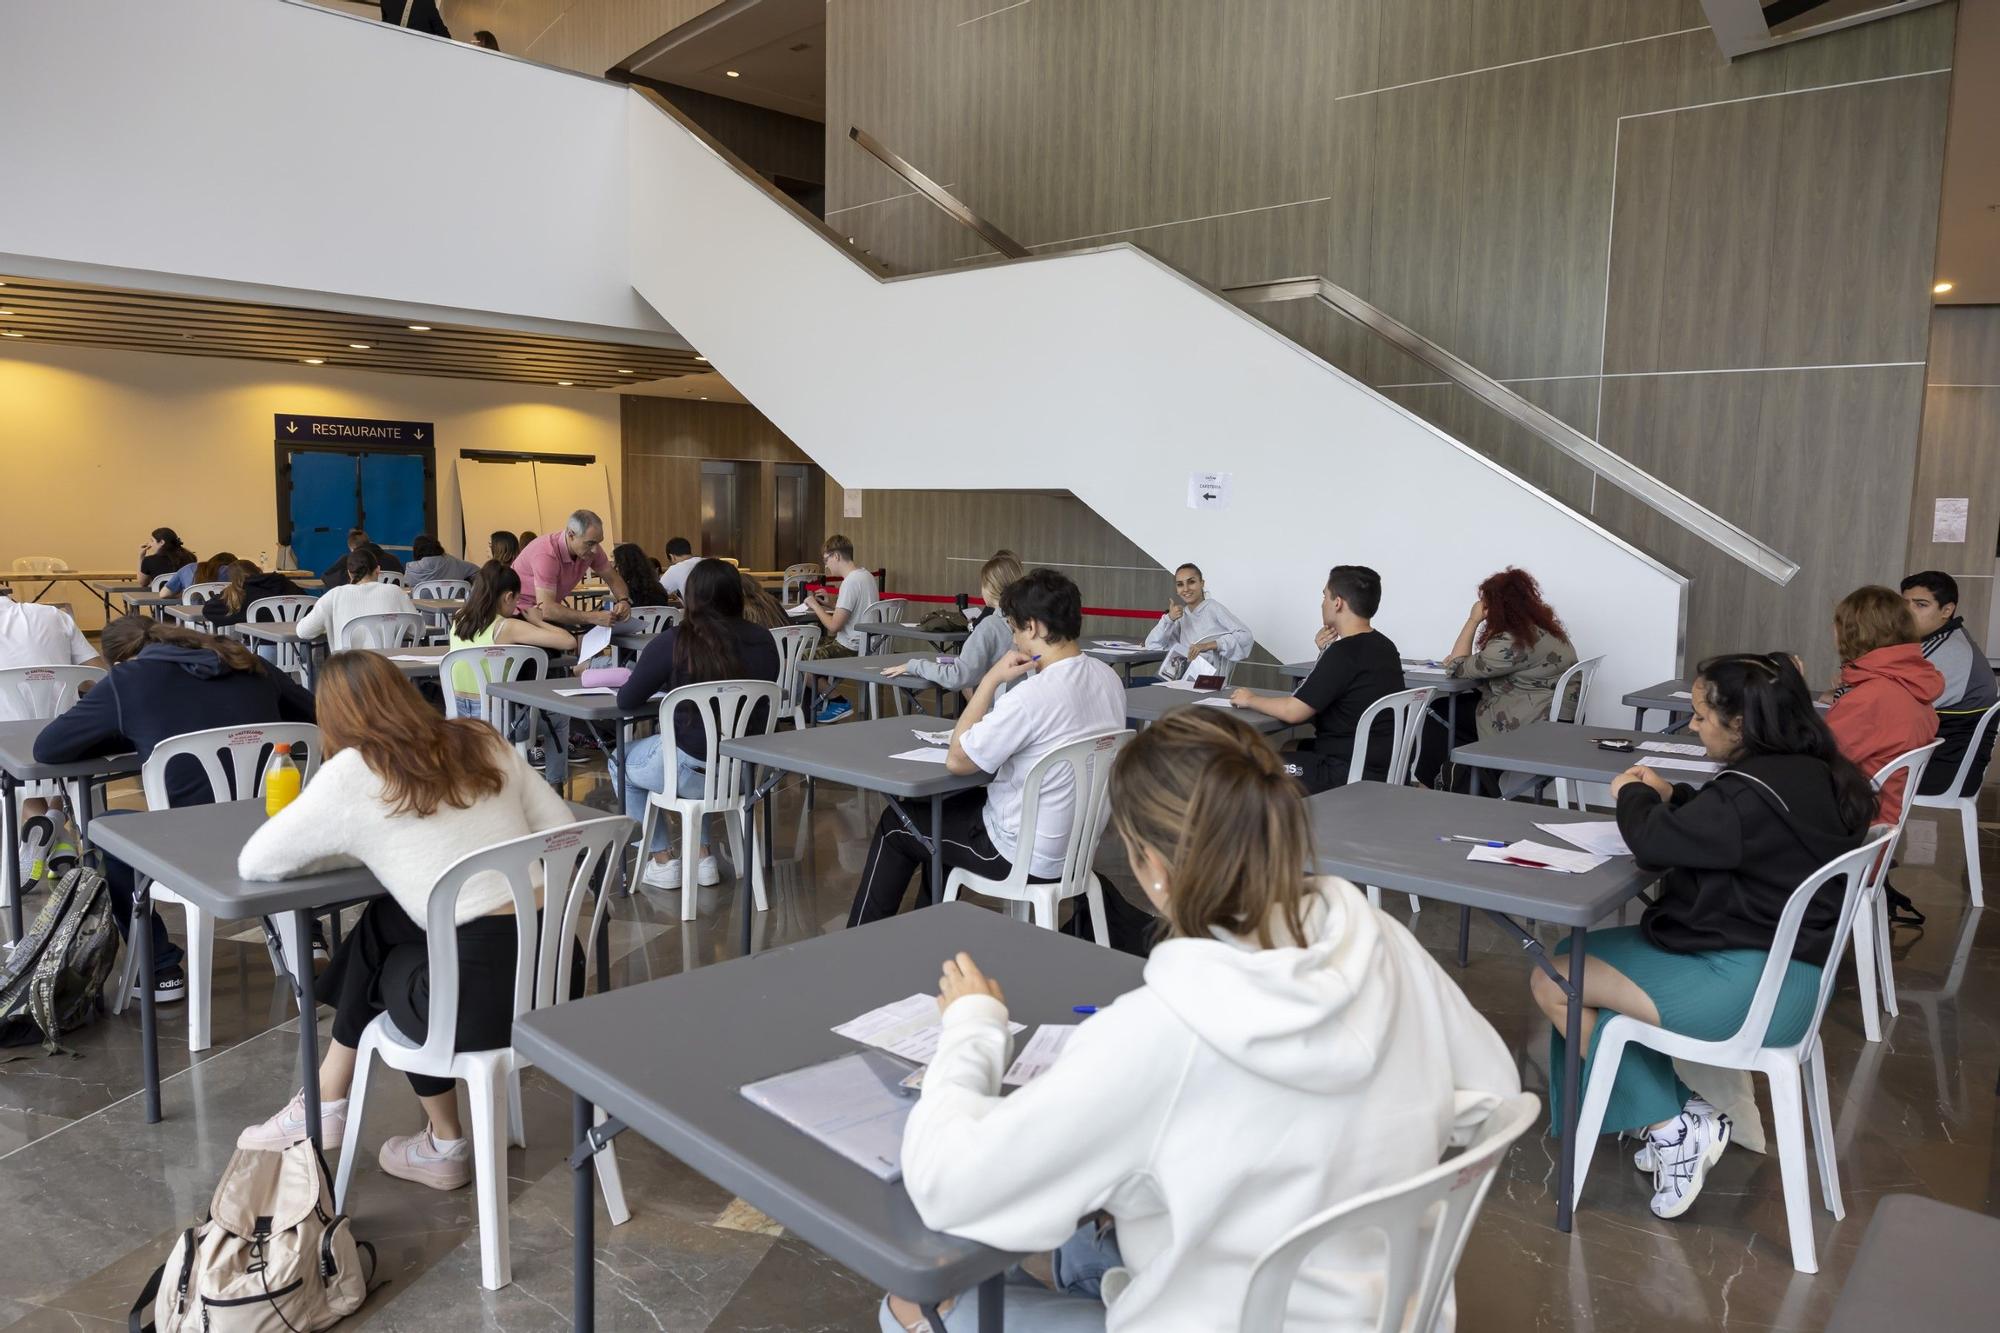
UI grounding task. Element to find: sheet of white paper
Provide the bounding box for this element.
[787,600,813,615]
[554,686,619,697]
[1639,756,1725,774]
[1003,1025,1077,1087]
[576,624,612,663]
[1932,496,1969,544]
[740,1053,910,1181]
[1195,697,1237,708]
[1535,821,1632,857]
[912,728,954,746]
[1670,690,1693,700]
[1092,640,1144,651]
[890,747,952,764]
[1467,840,1609,874]
[833,995,1023,1066]
[386,654,438,663]
[1186,653,1220,679]
[1638,740,1706,756]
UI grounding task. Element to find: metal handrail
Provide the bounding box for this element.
[1224,277,1797,585]
[847,127,1029,260]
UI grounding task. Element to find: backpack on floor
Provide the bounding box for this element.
[0,863,118,1052]
[130,1141,375,1333]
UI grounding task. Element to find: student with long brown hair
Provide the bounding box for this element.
[887,710,1518,1331]
[200,559,306,627]
[235,651,578,1188]
[162,549,238,596]
[1417,566,1579,790]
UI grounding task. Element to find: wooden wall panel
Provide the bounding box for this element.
[439,0,727,74]
[1905,306,2000,649]
[621,396,820,568]
[623,76,824,186]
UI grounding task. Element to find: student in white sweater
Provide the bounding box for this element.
[887,710,1520,1332]
[235,650,578,1190]
[295,545,419,650]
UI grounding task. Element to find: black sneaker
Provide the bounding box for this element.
[135,967,187,1004]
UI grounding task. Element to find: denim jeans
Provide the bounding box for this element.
[878,1224,1120,1331]
[613,733,709,854]
[95,808,185,977]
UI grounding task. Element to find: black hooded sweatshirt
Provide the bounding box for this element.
[201,571,307,627]
[1616,752,1870,966]
[34,643,316,809]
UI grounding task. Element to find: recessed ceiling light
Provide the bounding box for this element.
[301,357,324,364]
[694,354,708,362]
[725,70,740,78]
[617,368,633,374]
[1,331,23,338]
[557,380,574,386]
[699,395,709,400]
[348,342,371,350]
[407,324,431,332]
[1933,281,1955,295]
[0,310,12,317]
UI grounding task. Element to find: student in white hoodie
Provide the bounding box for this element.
[889,709,1521,1332]
[295,544,419,649]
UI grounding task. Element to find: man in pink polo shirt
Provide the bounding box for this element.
[511,509,634,628]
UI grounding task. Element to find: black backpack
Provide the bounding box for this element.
[0,863,119,1052]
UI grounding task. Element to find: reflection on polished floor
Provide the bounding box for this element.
[0,760,1994,1331]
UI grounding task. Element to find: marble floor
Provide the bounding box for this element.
[0,758,1994,1331]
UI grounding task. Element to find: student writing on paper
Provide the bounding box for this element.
[660,535,698,603]
[803,533,880,722]
[847,569,1131,942]
[236,652,582,1191]
[1528,653,1872,1224]
[1228,564,1405,793]
[511,510,634,630]
[445,562,577,716]
[887,710,1518,1332]
[1142,562,1252,680]
[614,560,777,891]
[883,550,1023,702]
[612,542,672,609]
[295,545,418,649]
[1417,566,1578,793]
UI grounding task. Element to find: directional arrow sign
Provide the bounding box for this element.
[1187,471,1232,512]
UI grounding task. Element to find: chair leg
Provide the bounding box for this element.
[1764,1063,1819,1273]
[1853,898,1883,1043]
[593,1107,631,1227]
[466,1061,513,1290]
[1802,1043,1844,1218]
[629,803,656,898]
[333,1028,379,1211]
[1873,890,1898,1018]
[183,902,213,1053]
[1554,778,1572,811]
[1568,1029,1630,1213]
[1407,894,1421,914]
[1083,879,1111,947]
[1365,884,1382,910]
[1029,889,1059,931]
[679,810,698,923]
[940,874,962,906]
[1959,801,1985,908]
[507,1068,526,1149]
[745,809,768,913]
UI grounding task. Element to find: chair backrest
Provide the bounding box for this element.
[413,816,632,1069]
[1546,655,1604,724]
[1011,729,1136,897]
[376,570,407,587]
[1238,1093,1541,1332]
[413,579,471,602]
[183,581,228,606]
[851,598,906,630]
[148,573,176,595]
[1920,698,2000,803]
[0,664,105,720]
[781,565,820,602]
[11,556,69,575]
[769,624,822,718]
[336,611,423,652]
[246,595,317,625]
[1345,686,1436,787]
[1715,827,1898,1059]
[624,604,678,634]
[439,644,547,726]
[140,722,324,809]
[658,680,782,806]
[1870,742,1942,842]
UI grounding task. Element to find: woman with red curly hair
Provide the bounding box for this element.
[1417,568,1579,790]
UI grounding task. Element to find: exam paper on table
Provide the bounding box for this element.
[912,728,954,746]
[1467,840,1609,874]
[1638,740,1705,756]
[1670,690,1693,700]
[1639,756,1724,774]
[1195,697,1238,709]
[387,654,439,663]
[834,994,1023,1065]
[1004,1025,1077,1087]
[554,687,665,700]
[739,1052,913,1182]
[1535,821,1632,857]
[576,624,613,663]
[1092,640,1145,652]
[890,747,953,764]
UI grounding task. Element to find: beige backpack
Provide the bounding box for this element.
[130,1141,373,1332]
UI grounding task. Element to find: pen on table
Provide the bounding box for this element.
[1072,1005,1101,1015]
[1440,835,1506,848]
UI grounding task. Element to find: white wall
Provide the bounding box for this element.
[0,0,662,339]
[627,96,1688,721]
[0,341,620,627]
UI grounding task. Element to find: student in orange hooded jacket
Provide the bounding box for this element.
[1823,586,1944,827]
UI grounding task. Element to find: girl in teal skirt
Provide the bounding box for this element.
[1528,652,1875,1219]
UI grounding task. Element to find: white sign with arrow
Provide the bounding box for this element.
[1187,471,1232,511]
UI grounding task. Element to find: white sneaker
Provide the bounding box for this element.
[697,854,721,887]
[238,1090,347,1152]
[640,856,683,889]
[1647,1098,1731,1219]
[1633,1136,1658,1173]
[378,1128,471,1191]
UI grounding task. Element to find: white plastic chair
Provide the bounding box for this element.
[0,666,107,913]
[243,594,319,681]
[182,581,228,608]
[1569,828,1896,1273]
[635,681,781,922]
[438,645,547,736]
[376,570,407,588]
[1910,698,2000,909]
[781,563,820,603]
[769,624,821,731]
[623,605,678,634]
[335,611,423,652]
[1851,742,1940,1041]
[333,817,634,1291]
[11,556,69,575]
[845,600,910,715]
[1345,686,1435,914]
[413,578,471,603]
[1547,655,1604,725]
[1239,1092,1540,1332]
[117,723,323,1052]
[942,729,1134,944]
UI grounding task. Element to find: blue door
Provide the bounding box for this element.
[287,452,358,576]
[359,452,428,566]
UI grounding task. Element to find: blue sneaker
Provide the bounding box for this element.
[815,697,854,724]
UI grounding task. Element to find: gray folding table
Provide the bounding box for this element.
[89,796,602,1147]
[1119,683,1295,734]
[855,621,973,651]
[1825,1194,2000,1332]
[0,720,139,942]
[1305,780,1657,1233]
[483,675,660,806]
[1621,677,1695,730]
[810,651,952,719]
[1079,638,1165,682]
[122,592,182,621]
[722,715,987,951]
[1453,720,1720,801]
[513,902,1147,1333]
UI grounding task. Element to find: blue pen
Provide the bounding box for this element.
[1440,835,1506,848]
[1072,1005,1100,1015]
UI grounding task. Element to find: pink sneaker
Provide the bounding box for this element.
[378,1128,472,1191]
[238,1090,346,1152]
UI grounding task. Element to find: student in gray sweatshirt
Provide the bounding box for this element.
[1900,570,1999,795]
[883,551,1023,701]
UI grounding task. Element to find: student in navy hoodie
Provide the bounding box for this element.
[35,616,315,1001]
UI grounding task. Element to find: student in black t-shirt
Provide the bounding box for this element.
[1230,565,1406,793]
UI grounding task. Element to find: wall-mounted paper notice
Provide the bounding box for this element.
[843,490,864,518]
[1187,471,1232,511]
[1933,497,1969,544]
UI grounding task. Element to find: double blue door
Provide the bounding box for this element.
[285,450,428,574]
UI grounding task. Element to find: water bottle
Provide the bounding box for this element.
[263,743,302,816]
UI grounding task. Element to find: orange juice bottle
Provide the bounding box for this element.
[263,742,302,816]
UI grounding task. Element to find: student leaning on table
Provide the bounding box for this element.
[1529,653,1873,1223]
[510,509,634,630]
[295,545,418,648]
[444,561,576,715]
[1416,566,1578,792]
[886,709,1519,1333]
[882,549,1024,701]
[1141,562,1251,677]
[235,651,582,1187]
